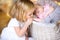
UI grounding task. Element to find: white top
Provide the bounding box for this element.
[8,18,19,27]
[8,18,24,28]
[1,18,25,40]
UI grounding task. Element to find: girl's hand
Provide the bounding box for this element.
[25,18,33,26]
[33,18,43,22]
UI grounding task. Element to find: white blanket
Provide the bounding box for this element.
[31,21,56,40]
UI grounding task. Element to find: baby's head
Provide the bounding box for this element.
[9,0,35,22]
[34,4,44,17]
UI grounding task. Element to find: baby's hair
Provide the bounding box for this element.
[36,4,44,10]
[33,3,44,15]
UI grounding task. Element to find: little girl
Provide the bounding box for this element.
[34,4,54,22]
[1,0,35,40]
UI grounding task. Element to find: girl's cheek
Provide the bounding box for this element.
[26,15,30,19]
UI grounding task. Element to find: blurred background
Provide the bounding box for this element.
[0,0,60,34]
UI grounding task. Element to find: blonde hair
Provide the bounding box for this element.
[9,0,34,22]
[33,4,44,15]
[36,4,44,10]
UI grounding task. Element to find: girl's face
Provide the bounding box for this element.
[26,8,34,19]
[35,6,44,16]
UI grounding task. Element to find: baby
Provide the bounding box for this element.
[34,4,44,22]
[34,4,54,22]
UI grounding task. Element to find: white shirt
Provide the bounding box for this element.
[1,18,25,40]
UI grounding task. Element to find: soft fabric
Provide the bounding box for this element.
[1,18,25,40]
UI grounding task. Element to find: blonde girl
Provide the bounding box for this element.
[1,0,35,40]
